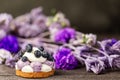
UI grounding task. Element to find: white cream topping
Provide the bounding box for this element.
[41,64,52,72]
[15,64,18,70]
[32,47,39,53]
[23,52,47,62]
[23,47,47,62]
[21,65,33,73]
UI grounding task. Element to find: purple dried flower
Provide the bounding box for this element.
[112,55,120,69]
[49,23,63,41]
[111,40,120,53]
[54,47,78,70]
[54,28,76,43]
[0,13,13,32]
[98,56,109,68]
[14,14,31,25]
[72,45,106,74]
[98,39,117,51]
[97,39,120,68]
[73,46,91,64]
[18,24,41,37]
[49,22,62,32]
[98,54,120,68]
[107,54,120,68]
[13,7,47,38]
[33,15,47,30]
[0,35,20,53]
[97,39,118,56]
[90,42,120,68]
[76,46,90,55]
[85,57,105,74]
[70,33,97,46]
[30,7,43,19]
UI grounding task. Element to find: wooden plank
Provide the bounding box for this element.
[0,65,120,80]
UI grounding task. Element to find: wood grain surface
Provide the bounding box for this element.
[0,65,120,80]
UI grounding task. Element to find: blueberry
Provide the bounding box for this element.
[18,50,24,57]
[42,52,49,58]
[47,55,54,61]
[22,56,28,62]
[39,46,44,51]
[26,44,32,52]
[34,50,42,58]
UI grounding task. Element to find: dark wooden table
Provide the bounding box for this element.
[0,65,120,80]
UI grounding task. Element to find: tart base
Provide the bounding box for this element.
[16,70,55,78]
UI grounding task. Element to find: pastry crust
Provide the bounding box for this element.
[16,70,55,78]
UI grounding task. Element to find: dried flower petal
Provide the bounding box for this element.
[30,7,43,19]
[0,13,13,32]
[85,57,105,74]
[0,30,6,40]
[13,7,47,38]
[46,12,70,27]
[98,39,117,52]
[112,55,120,69]
[0,35,20,53]
[54,47,78,70]
[5,58,16,68]
[54,28,76,43]
[111,40,120,53]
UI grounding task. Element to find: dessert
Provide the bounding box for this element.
[15,44,55,78]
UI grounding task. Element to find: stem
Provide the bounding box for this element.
[76,31,83,36]
[37,38,54,43]
[63,44,86,61]
[42,42,60,49]
[63,44,76,50]
[18,37,54,43]
[64,44,107,62]
[74,43,110,58]
[90,46,109,57]
[37,31,50,38]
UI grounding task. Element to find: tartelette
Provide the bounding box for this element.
[15,44,55,78]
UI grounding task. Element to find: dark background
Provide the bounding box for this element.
[0,0,120,34]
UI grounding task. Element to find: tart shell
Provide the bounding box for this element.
[16,70,55,78]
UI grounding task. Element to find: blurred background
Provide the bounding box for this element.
[0,0,120,35]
